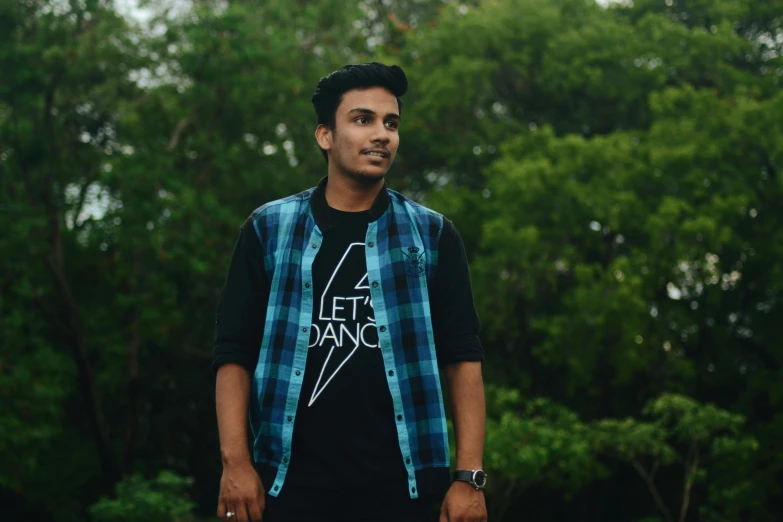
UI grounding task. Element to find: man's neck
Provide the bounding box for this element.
[324,170,384,212]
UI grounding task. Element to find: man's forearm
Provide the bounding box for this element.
[216,363,253,466]
[446,361,486,469]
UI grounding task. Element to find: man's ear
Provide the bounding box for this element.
[315,124,332,151]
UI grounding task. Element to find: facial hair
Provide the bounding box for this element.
[344,168,385,186]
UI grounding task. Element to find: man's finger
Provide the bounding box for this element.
[248,497,264,522]
[217,498,227,519]
[234,503,249,522]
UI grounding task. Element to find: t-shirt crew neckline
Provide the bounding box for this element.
[327,206,370,222]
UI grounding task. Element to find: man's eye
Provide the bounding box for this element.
[385,121,399,129]
[357,117,370,124]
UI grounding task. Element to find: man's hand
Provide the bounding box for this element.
[439,480,488,522]
[216,460,265,522]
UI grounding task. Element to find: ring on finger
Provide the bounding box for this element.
[226,511,235,519]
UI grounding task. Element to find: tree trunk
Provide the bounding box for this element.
[45,186,121,485]
[123,270,142,474]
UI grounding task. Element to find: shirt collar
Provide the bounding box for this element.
[310,176,390,232]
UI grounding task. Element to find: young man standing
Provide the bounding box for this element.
[213,63,487,522]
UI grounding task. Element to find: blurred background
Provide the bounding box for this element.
[2,0,782,520]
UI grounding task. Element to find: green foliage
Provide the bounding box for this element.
[592,394,758,522]
[485,387,597,489]
[483,386,600,520]
[89,471,196,522]
[483,390,758,521]
[0,345,73,488]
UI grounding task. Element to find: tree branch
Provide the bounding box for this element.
[40,74,120,485]
[45,233,120,484]
[32,293,72,337]
[679,441,700,522]
[123,297,141,475]
[632,458,674,522]
[489,477,521,522]
[650,458,660,480]
[72,175,96,230]
[167,118,191,151]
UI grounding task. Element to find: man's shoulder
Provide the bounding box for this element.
[249,186,316,222]
[386,188,444,222]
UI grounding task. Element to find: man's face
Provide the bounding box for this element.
[318,86,401,183]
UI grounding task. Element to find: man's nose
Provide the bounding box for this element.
[370,122,390,143]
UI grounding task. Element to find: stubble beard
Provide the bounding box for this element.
[333,150,388,186]
[345,168,386,186]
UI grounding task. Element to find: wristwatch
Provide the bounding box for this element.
[452,469,487,490]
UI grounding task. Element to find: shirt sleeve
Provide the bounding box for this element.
[212,218,270,374]
[430,218,484,367]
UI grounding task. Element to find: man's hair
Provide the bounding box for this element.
[311,62,408,162]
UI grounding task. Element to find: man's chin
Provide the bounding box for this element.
[346,169,387,186]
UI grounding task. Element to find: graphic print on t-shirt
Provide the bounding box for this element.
[307,242,378,406]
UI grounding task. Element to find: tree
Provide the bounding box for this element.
[1,0,148,507]
[593,394,758,522]
[404,0,782,519]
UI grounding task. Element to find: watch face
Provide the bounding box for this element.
[472,470,487,488]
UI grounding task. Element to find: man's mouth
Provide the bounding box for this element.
[363,149,389,158]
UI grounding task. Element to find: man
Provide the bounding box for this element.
[213,62,487,522]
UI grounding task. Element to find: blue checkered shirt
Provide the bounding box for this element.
[249,183,448,499]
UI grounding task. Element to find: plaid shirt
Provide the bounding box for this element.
[249,180,448,499]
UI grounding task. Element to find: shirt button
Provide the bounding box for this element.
[283,457,288,463]
[397,414,402,421]
[372,281,378,288]
[411,487,416,493]
[388,370,394,376]
[406,458,411,464]
[380,326,387,332]
[311,244,317,249]
[274,486,280,491]
[302,327,307,332]
[368,241,374,247]
[287,416,293,422]
[295,370,301,376]
[305,282,311,288]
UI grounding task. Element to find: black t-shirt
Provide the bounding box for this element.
[286,207,404,488]
[213,194,483,499]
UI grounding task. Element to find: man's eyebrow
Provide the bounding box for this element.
[348,108,401,120]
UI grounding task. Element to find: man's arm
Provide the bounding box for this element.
[213,221,270,522]
[447,361,486,472]
[216,364,253,465]
[430,219,487,522]
[440,362,488,522]
[216,364,264,522]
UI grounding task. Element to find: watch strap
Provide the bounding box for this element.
[453,470,475,483]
